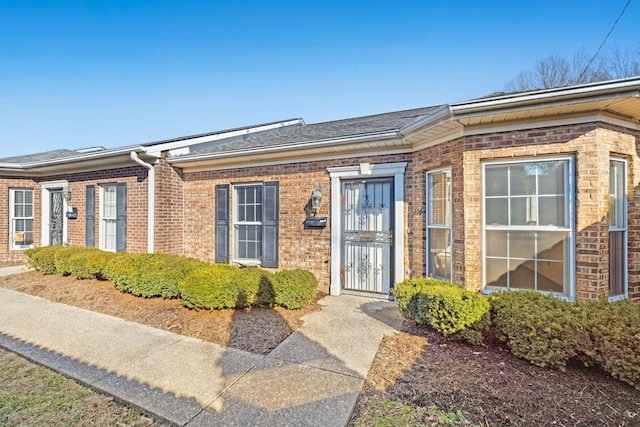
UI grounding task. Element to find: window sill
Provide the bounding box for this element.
[234,260,261,268]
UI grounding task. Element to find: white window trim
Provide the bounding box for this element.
[99,184,117,252]
[481,156,576,300]
[232,183,264,266]
[9,188,35,250]
[327,162,407,296]
[608,157,628,302]
[40,180,69,247]
[426,167,453,281]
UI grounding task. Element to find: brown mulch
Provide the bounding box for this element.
[352,322,640,426]
[0,271,324,355]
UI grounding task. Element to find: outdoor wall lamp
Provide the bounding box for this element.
[61,187,72,202]
[311,184,323,215]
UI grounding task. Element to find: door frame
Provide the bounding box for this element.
[40,180,69,246]
[327,162,407,296]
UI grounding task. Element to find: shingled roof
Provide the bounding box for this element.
[184,106,443,157]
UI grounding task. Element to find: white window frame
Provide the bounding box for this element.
[232,183,263,265]
[9,188,35,250]
[99,184,118,252]
[482,156,575,299]
[426,167,453,280]
[608,157,628,301]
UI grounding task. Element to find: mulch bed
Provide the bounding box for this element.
[0,271,323,355]
[352,322,640,426]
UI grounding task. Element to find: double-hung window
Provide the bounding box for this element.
[483,158,574,296]
[10,189,34,249]
[99,183,126,252]
[426,168,452,280]
[609,158,627,299]
[224,182,279,267]
[234,184,263,262]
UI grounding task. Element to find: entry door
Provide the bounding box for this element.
[342,179,393,294]
[50,190,64,245]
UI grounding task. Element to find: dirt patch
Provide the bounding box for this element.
[352,322,640,426]
[0,271,323,355]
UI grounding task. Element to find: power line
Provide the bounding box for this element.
[577,0,632,83]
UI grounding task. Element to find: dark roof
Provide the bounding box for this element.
[0,149,80,164]
[187,106,443,156]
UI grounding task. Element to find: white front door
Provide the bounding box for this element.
[342,178,393,294]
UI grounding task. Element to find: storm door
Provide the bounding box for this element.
[50,190,64,245]
[342,178,393,294]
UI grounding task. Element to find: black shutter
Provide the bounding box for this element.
[215,184,230,263]
[85,185,95,247]
[261,181,279,268]
[116,182,127,252]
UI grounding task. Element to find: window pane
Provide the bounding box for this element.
[15,191,24,204]
[537,231,566,261]
[538,196,565,226]
[429,200,445,225]
[486,231,507,257]
[486,198,508,225]
[428,229,451,280]
[486,258,508,288]
[538,161,566,195]
[24,205,33,218]
[510,164,536,195]
[538,260,564,293]
[485,166,508,196]
[24,191,33,204]
[510,197,537,226]
[14,205,24,218]
[510,231,536,259]
[609,161,625,228]
[509,259,535,289]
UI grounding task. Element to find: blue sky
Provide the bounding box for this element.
[1,0,638,157]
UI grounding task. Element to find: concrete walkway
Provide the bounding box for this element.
[0,266,402,426]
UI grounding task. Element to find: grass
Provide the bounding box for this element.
[352,397,472,427]
[0,349,162,427]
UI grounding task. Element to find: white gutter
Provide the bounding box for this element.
[130,152,155,253]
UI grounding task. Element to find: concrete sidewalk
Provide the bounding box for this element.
[0,266,402,426]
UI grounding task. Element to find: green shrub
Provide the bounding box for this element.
[228,268,275,308]
[272,269,318,309]
[178,264,239,310]
[104,253,205,298]
[580,300,640,389]
[489,291,588,371]
[393,278,490,338]
[25,246,64,274]
[53,247,107,278]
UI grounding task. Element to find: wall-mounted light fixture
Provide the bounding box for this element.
[61,187,72,202]
[311,184,323,215]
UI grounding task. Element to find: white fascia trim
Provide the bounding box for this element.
[168,131,400,164]
[144,119,304,157]
[179,147,412,173]
[40,180,69,247]
[328,162,407,296]
[398,105,452,135]
[452,90,640,120]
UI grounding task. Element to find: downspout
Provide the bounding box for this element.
[130,152,155,253]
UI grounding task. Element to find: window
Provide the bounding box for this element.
[99,183,126,252]
[235,185,263,261]
[10,189,34,249]
[483,158,573,296]
[230,182,279,267]
[609,159,627,299]
[426,168,452,280]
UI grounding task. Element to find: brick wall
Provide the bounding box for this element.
[0,166,150,263]
[154,154,185,255]
[182,154,411,293]
[410,122,640,302]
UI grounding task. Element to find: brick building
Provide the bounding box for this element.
[2,78,640,302]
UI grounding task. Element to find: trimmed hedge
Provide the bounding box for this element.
[53,246,117,279]
[103,253,205,298]
[177,264,240,310]
[227,267,276,308]
[579,299,640,389]
[489,291,586,371]
[273,269,318,309]
[25,246,64,274]
[393,278,490,339]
